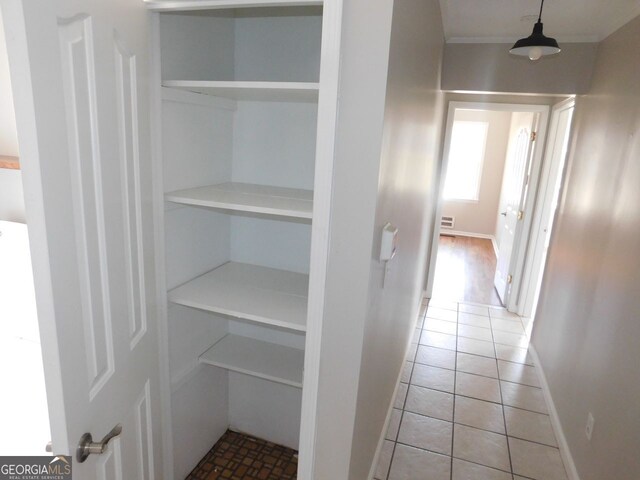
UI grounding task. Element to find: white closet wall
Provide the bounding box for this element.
[157,6,323,477]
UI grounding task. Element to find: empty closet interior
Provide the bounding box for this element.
[157,4,324,477]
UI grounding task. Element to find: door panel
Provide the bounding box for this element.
[494,112,537,304]
[3,0,162,478]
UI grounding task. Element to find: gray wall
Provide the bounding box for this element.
[531,15,640,480]
[442,42,598,95]
[442,109,511,237]
[0,8,25,223]
[313,0,445,478]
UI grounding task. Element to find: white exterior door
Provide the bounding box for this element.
[3,0,163,478]
[494,112,538,305]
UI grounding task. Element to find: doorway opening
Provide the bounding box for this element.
[426,98,574,321]
[0,6,51,456]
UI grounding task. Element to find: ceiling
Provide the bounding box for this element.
[439,0,640,43]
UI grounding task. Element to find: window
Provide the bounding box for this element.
[443,120,488,201]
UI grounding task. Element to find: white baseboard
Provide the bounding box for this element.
[529,345,581,480]
[441,229,495,241]
[491,237,499,258]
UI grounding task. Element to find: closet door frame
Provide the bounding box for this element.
[146,2,344,479]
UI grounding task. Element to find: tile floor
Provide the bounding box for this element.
[375,298,569,480]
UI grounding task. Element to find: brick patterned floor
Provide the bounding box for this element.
[186,430,298,480]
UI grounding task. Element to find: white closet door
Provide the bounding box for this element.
[4,0,162,478]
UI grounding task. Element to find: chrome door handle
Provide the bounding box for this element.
[76,424,122,463]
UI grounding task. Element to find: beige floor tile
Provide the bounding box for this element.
[457,337,496,358]
[500,381,548,414]
[394,382,409,409]
[498,360,540,387]
[453,424,510,471]
[452,458,512,480]
[415,345,456,370]
[456,352,498,378]
[397,412,453,455]
[411,364,455,393]
[426,306,458,322]
[388,444,451,480]
[458,312,492,328]
[494,344,534,365]
[458,303,490,317]
[428,298,458,311]
[458,324,493,342]
[386,408,402,441]
[491,318,526,334]
[504,406,557,446]
[424,318,458,335]
[374,440,395,480]
[405,385,454,421]
[509,437,568,480]
[492,331,529,348]
[420,331,457,351]
[489,308,521,320]
[455,372,501,403]
[454,396,505,434]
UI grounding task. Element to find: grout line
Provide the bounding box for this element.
[386,309,425,480]
[491,313,515,476]
[390,440,515,477]
[449,302,460,480]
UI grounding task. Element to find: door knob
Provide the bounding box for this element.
[76,424,122,463]
[500,212,507,216]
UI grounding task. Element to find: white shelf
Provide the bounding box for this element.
[165,182,313,220]
[168,262,308,332]
[199,334,304,388]
[162,81,319,102]
[145,0,322,12]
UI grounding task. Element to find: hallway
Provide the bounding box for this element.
[374,298,568,480]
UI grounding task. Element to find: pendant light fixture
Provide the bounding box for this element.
[510,0,561,60]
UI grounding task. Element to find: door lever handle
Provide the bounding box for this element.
[500,212,507,216]
[76,424,122,463]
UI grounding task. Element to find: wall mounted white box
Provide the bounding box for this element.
[379,223,398,262]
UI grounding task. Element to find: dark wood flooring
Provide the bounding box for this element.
[186,430,298,480]
[432,235,503,306]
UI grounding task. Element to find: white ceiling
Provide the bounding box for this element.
[439,0,640,43]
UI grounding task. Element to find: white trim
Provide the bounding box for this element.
[149,13,175,477]
[491,237,499,258]
[529,345,581,480]
[516,97,575,317]
[297,1,343,478]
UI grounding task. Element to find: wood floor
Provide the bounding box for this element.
[432,235,503,306]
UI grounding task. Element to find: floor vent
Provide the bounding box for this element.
[441,216,455,229]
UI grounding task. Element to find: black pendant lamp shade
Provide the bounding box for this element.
[510,0,561,60]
